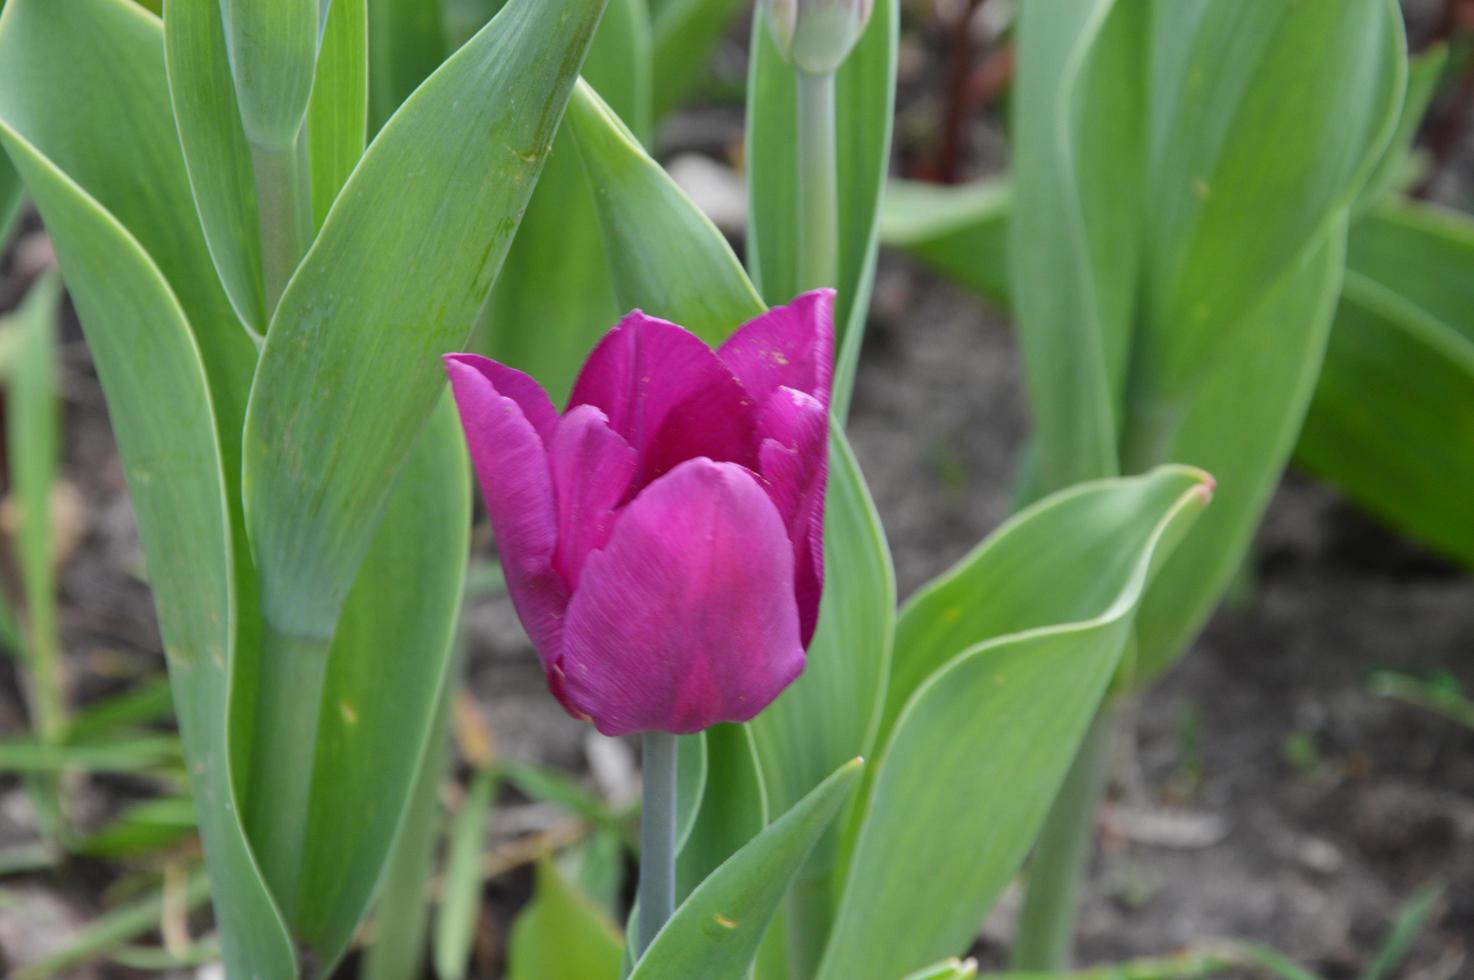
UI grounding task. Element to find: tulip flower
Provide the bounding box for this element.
[444,289,834,737]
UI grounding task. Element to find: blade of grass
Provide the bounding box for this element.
[433,768,499,980]
[1362,882,1445,980]
[11,868,210,980]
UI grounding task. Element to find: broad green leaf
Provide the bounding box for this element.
[307,0,368,228]
[1134,227,1344,683]
[434,768,498,980]
[585,0,654,145]
[1137,0,1404,400]
[1296,201,1474,567]
[746,0,898,417]
[651,0,745,121]
[747,426,892,974]
[0,1,293,971]
[879,178,1011,310]
[479,0,652,402]
[881,467,1211,743]
[816,468,1210,980]
[164,0,267,334]
[508,859,625,980]
[566,79,765,344]
[293,400,470,965]
[0,154,17,241]
[367,0,445,133]
[677,723,768,900]
[242,0,608,643]
[630,758,863,980]
[751,429,893,817]
[219,0,324,148]
[1010,0,1145,490]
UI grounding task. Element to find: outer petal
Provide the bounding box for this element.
[444,355,568,668]
[717,289,835,410]
[567,311,757,487]
[756,387,829,645]
[549,405,637,588]
[559,459,805,735]
[444,353,560,446]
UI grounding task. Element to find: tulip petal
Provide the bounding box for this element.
[444,355,568,664]
[567,311,757,487]
[718,289,835,409]
[560,459,805,735]
[549,405,637,588]
[444,353,560,445]
[756,387,828,645]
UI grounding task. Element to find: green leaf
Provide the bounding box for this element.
[0,2,293,971]
[5,272,64,747]
[62,677,176,743]
[630,758,864,980]
[293,399,470,966]
[1362,882,1444,980]
[746,426,892,973]
[1133,224,1345,682]
[650,0,745,121]
[242,0,607,642]
[367,0,445,132]
[363,681,453,980]
[163,0,268,333]
[751,428,893,817]
[75,797,198,859]
[1009,0,1145,490]
[1296,200,1474,567]
[307,0,368,228]
[566,79,765,344]
[433,768,498,980]
[218,0,324,148]
[0,735,180,773]
[677,723,768,900]
[586,0,654,145]
[746,0,898,417]
[1136,0,1405,399]
[10,869,211,980]
[508,858,625,980]
[816,468,1211,980]
[1356,44,1448,212]
[676,731,710,853]
[879,179,1012,310]
[478,0,652,403]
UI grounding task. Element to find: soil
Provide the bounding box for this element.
[2,3,1474,976]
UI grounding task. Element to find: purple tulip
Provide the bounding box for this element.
[444,290,834,736]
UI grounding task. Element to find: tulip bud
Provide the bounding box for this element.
[764,0,875,75]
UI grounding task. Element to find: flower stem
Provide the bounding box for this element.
[1010,704,1115,970]
[244,621,332,922]
[636,731,678,957]
[796,69,839,292]
[250,127,314,315]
